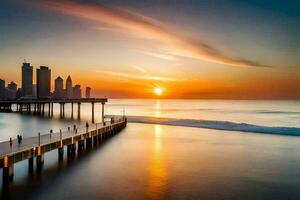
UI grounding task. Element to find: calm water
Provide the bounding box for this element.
[106,99,300,127]
[0,99,300,199]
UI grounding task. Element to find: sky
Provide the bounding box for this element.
[0,0,299,99]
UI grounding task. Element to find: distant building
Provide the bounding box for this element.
[16,88,22,99]
[32,84,37,97]
[22,62,33,96]
[6,82,17,100]
[73,85,81,99]
[54,76,64,99]
[85,87,91,98]
[66,75,73,99]
[0,79,5,100]
[7,81,17,91]
[37,66,51,99]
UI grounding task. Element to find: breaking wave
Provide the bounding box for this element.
[123,116,300,136]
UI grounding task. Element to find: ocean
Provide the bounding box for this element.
[0,99,300,199]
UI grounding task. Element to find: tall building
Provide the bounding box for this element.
[22,62,33,96]
[66,75,73,99]
[37,66,51,99]
[0,79,5,100]
[7,81,17,91]
[32,84,37,97]
[6,82,17,100]
[54,76,64,99]
[85,87,91,98]
[73,85,81,99]
[16,88,22,99]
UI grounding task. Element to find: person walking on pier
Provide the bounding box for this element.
[50,129,53,140]
[17,135,21,145]
[86,122,89,132]
[9,137,13,149]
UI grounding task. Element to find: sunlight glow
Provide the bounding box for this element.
[154,87,163,96]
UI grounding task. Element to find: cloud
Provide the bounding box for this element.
[29,0,270,67]
[139,51,177,61]
[131,65,147,73]
[94,70,179,82]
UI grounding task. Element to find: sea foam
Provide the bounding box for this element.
[115,115,300,136]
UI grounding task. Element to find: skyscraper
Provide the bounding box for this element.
[66,75,73,99]
[73,85,81,99]
[32,84,37,97]
[37,66,51,99]
[7,81,17,91]
[0,79,5,100]
[54,76,64,99]
[6,81,17,100]
[86,87,91,98]
[21,62,33,96]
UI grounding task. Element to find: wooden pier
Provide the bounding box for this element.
[0,98,107,123]
[0,116,127,186]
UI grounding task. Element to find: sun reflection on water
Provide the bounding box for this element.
[147,125,167,200]
[154,100,161,118]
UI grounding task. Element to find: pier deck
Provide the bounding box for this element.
[0,116,127,186]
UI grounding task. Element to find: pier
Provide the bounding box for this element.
[0,98,107,123]
[0,116,127,186]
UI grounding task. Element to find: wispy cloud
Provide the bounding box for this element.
[139,51,177,61]
[94,70,179,82]
[30,0,270,68]
[131,65,147,73]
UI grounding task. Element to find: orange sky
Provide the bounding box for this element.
[0,0,299,99]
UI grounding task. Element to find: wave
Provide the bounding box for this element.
[254,110,300,114]
[121,116,300,136]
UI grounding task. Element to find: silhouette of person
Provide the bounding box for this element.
[9,137,13,149]
[86,122,89,132]
[17,135,20,145]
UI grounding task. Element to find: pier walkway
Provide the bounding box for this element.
[0,116,127,186]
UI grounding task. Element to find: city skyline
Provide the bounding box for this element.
[0,0,299,99]
[0,61,92,100]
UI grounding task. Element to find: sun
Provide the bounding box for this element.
[154,87,163,96]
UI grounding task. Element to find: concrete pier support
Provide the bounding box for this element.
[67,144,76,156]
[48,103,50,116]
[71,103,74,119]
[77,103,81,120]
[62,103,65,118]
[51,103,54,117]
[28,157,34,172]
[2,156,14,185]
[93,135,98,147]
[36,146,44,171]
[42,103,45,116]
[78,140,85,152]
[101,103,105,123]
[59,103,62,118]
[92,102,95,123]
[86,137,92,149]
[98,134,102,144]
[36,154,44,171]
[58,147,64,161]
